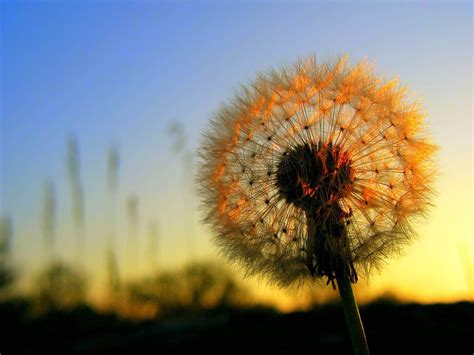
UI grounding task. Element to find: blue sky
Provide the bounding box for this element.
[1,1,472,302]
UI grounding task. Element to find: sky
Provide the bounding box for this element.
[1,1,472,308]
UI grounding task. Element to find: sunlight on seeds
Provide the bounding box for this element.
[198,56,437,288]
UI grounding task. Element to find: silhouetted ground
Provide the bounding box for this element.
[1,299,472,354]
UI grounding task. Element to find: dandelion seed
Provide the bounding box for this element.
[197,55,437,354]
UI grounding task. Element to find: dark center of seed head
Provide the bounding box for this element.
[276,142,357,283]
[276,142,354,212]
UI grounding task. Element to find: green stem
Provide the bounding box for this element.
[336,272,370,355]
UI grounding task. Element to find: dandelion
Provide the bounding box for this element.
[198,56,437,354]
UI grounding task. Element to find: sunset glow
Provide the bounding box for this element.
[1,1,472,312]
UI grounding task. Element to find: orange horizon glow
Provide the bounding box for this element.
[2,2,472,318]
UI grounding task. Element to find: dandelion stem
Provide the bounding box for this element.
[336,272,370,355]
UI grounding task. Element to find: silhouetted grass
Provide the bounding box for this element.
[1,298,472,354]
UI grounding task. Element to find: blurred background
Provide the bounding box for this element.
[1,1,472,353]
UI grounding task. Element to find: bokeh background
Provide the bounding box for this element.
[1,1,472,353]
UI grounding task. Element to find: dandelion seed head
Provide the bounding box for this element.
[198,56,437,288]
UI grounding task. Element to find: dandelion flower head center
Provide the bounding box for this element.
[276,142,354,213]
